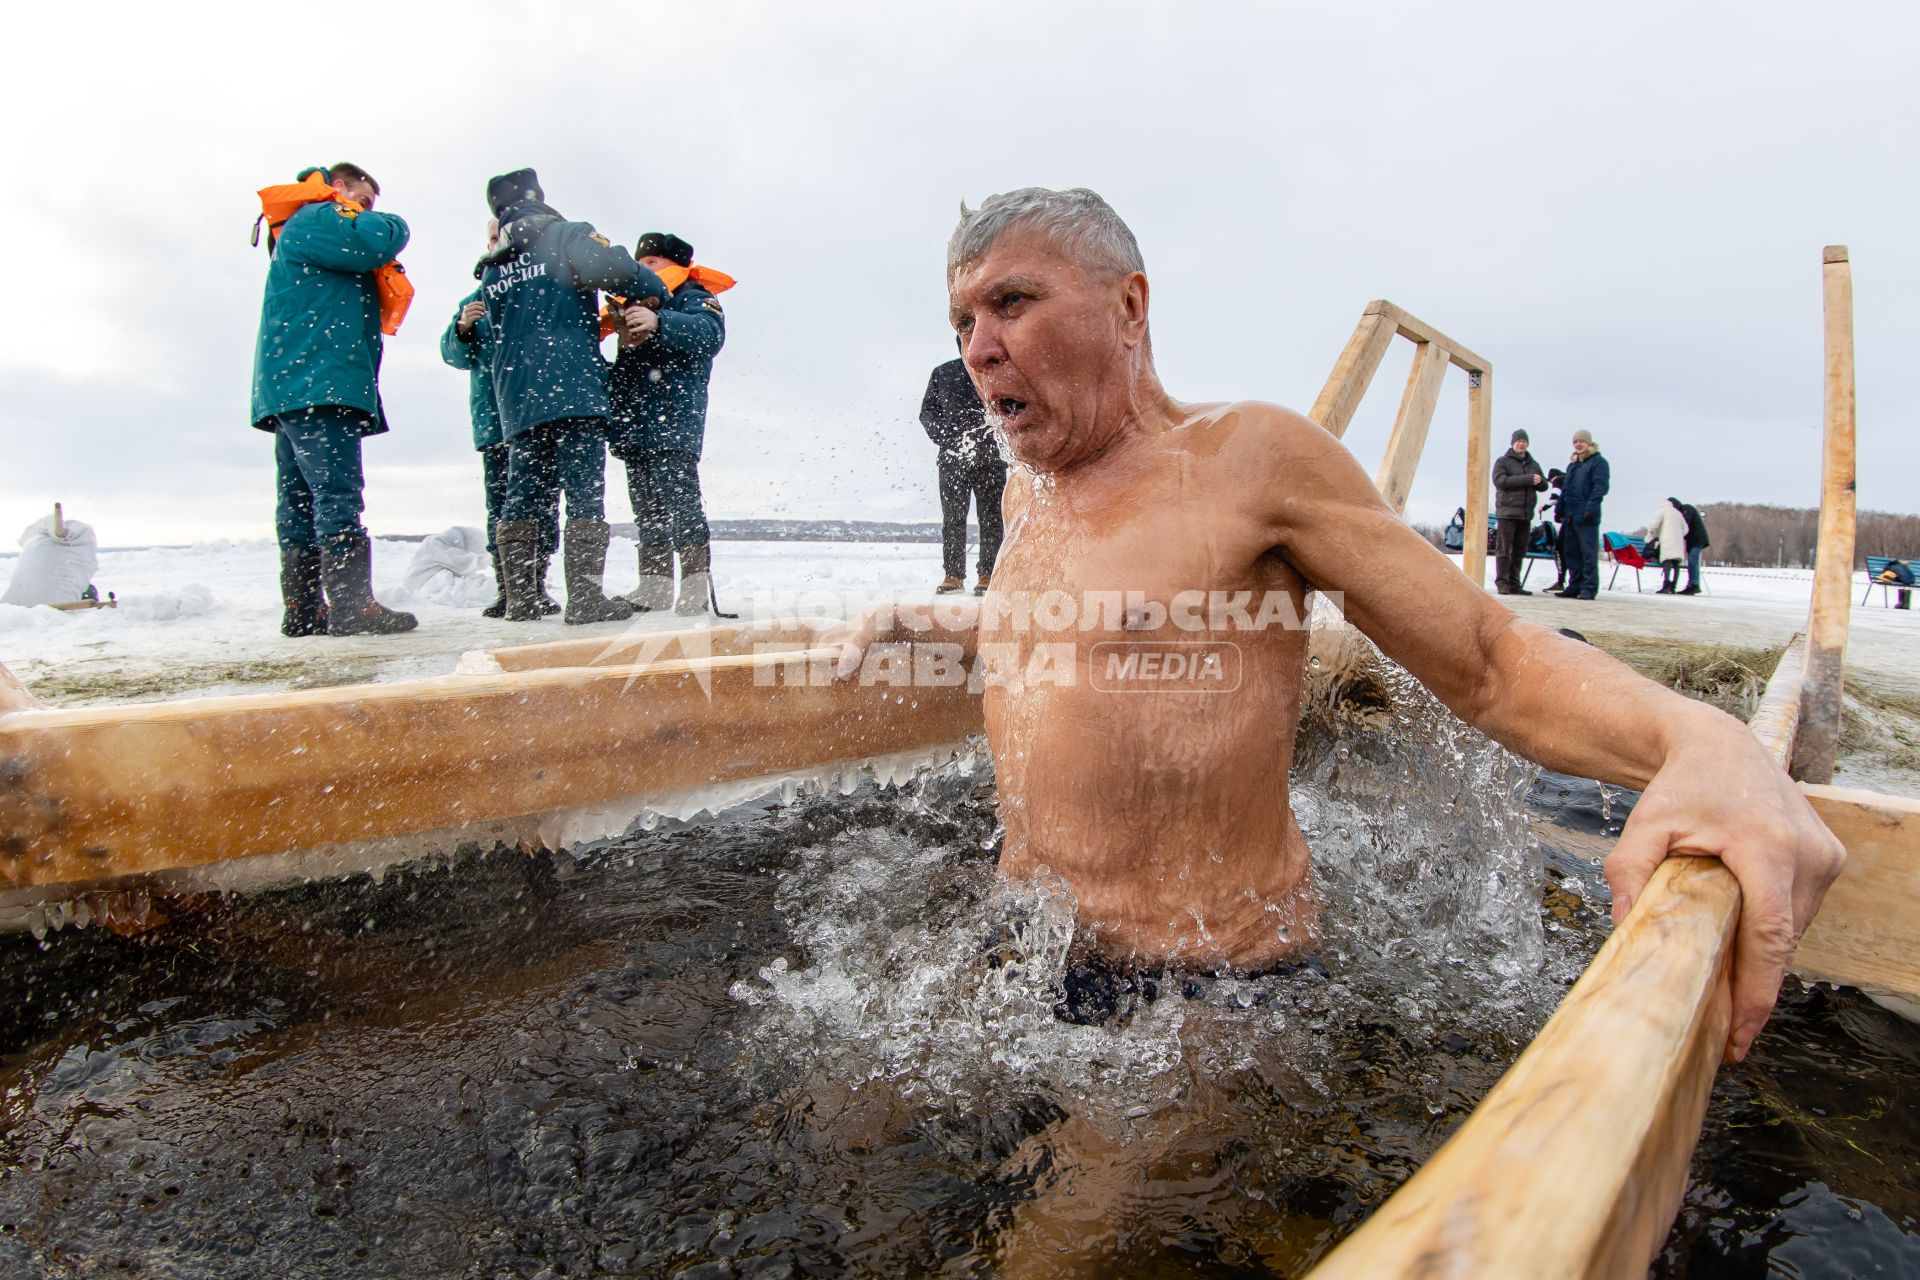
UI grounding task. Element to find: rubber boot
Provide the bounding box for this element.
[673,544,713,617]
[562,520,635,625]
[626,544,674,612]
[321,532,418,636]
[279,544,329,637]
[481,544,508,619]
[533,552,562,616]
[497,520,544,622]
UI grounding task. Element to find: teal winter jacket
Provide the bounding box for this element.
[608,278,726,459]
[439,288,502,450]
[250,199,409,432]
[477,206,667,441]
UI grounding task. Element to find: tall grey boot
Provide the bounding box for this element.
[626,544,674,611]
[562,520,635,625]
[279,544,329,637]
[321,532,418,636]
[498,520,544,622]
[533,551,561,616]
[481,543,507,619]
[673,544,713,617]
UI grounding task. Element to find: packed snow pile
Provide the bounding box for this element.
[1,513,99,607]
[114,584,215,621]
[400,526,496,608]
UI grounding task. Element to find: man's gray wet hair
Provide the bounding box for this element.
[947,187,1145,283]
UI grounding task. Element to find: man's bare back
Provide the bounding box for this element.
[983,403,1317,969]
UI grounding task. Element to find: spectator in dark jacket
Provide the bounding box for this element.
[919,350,1005,594]
[608,232,732,616]
[1554,429,1610,600]
[478,168,668,625]
[1675,499,1711,595]
[440,226,558,618]
[1491,429,1547,594]
[1875,558,1913,610]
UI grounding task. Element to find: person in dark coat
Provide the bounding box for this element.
[608,232,732,616]
[1676,498,1711,595]
[478,169,668,624]
[1554,429,1610,600]
[1490,428,1547,594]
[1874,558,1913,609]
[919,346,1005,593]
[441,254,559,618]
[1537,469,1567,589]
[251,162,416,637]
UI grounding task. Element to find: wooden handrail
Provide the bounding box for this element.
[1308,635,1808,1278]
[0,649,983,894]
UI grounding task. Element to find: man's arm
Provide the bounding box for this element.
[825,467,1027,677]
[652,292,725,359]
[278,204,409,273]
[1250,407,1843,1061]
[564,225,667,305]
[440,292,488,369]
[919,371,952,446]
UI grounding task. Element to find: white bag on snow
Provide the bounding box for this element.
[401,526,496,607]
[1,514,99,607]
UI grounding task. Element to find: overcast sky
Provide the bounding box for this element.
[2,1,1916,548]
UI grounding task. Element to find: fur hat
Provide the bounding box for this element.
[486,169,544,218]
[634,231,694,267]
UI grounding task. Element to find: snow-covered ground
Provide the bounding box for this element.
[0,535,945,704]
[0,536,1913,710]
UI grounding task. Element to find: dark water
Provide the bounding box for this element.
[0,745,1915,1276]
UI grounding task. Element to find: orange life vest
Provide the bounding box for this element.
[254,174,415,336]
[599,264,735,339]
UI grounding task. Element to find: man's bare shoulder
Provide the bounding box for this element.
[1177,400,1344,466]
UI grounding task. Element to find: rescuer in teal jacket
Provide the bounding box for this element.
[608,232,731,617]
[439,279,556,618]
[478,169,668,625]
[251,162,416,639]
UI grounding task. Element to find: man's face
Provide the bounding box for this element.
[332,176,377,210]
[1572,437,1590,458]
[948,228,1147,472]
[1513,438,1529,457]
[638,255,677,273]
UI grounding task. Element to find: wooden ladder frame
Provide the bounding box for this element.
[1311,300,1495,584]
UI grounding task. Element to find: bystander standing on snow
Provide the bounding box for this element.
[250,162,418,638]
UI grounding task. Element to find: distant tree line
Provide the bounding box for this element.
[1688,504,1920,570]
[1413,505,1919,568]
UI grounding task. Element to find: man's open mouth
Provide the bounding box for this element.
[993,397,1030,424]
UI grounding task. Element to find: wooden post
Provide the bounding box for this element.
[1309,308,1397,439]
[51,503,65,540]
[1373,340,1450,516]
[1463,370,1493,587]
[1792,246,1857,784]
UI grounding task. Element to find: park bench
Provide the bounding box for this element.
[1861,555,1915,607]
[1603,532,1652,591]
[1446,514,1558,585]
[1602,532,1711,594]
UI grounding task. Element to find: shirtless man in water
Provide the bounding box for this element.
[830,186,1841,1062]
